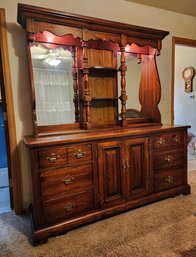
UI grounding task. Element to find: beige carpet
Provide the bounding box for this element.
[0,171,196,257]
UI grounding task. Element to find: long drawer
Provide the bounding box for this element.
[153,132,184,149]
[40,164,93,200]
[153,170,185,193]
[38,144,92,169]
[42,188,94,225]
[153,148,184,172]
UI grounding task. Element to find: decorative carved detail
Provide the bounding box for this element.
[34,31,81,46]
[72,46,80,123]
[119,37,127,127]
[139,47,161,123]
[82,39,91,129]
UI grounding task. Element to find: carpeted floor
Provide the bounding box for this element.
[0,171,196,257]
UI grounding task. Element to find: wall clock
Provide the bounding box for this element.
[182,66,195,93]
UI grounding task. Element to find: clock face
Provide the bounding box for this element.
[184,69,191,78]
[182,66,195,80]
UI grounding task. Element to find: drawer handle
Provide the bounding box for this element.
[64,202,75,212]
[46,153,60,163]
[173,135,181,143]
[74,149,85,159]
[122,160,126,170]
[156,137,166,145]
[165,176,174,183]
[165,155,174,163]
[62,175,75,185]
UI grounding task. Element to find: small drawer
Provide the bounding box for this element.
[153,149,184,172]
[153,132,184,149]
[67,144,92,163]
[154,170,184,193]
[42,189,94,225]
[38,147,67,169]
[40,164,93,200]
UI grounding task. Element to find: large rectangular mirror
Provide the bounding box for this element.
[30,43,75,126]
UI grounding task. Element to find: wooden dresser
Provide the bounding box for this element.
[18,3,190,245]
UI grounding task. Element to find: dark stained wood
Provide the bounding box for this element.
[98,141,125,208]
[17,3,190,246]
[125,137,150,199]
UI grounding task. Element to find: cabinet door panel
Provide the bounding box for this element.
[126,138,150,199]
[98,141,125,208]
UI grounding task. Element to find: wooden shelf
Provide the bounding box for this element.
[89,66,117,71]
[80,67,118,73]
[92,97,118,100]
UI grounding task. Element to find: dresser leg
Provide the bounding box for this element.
[182,184,191,195]
[32,234,48,246]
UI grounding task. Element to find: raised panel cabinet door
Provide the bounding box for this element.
[98,141,126,208]
[125,137,150,199]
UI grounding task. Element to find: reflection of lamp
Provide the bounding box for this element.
[45,55,61,66]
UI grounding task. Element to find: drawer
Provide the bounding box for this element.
[38,147,67,169]
[38,143,92,169]
[40,164,93,200]
[153,149,184,172]
[67,144,92,163]
[153,132,184,149]
[154,170,185,193]
[42,189,94,225]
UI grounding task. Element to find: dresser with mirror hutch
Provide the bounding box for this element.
[17,3,190,246]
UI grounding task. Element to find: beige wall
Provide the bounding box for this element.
[174,45,196,135]
[0,0,196,206]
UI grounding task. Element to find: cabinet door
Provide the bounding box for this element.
[125,137,150,200]
[98,141,126,208]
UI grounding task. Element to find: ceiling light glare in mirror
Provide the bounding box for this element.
[45,55,62,66]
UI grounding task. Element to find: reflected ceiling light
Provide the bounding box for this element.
[45,55,61,66]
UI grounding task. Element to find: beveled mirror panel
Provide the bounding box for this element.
[30,43,75,126]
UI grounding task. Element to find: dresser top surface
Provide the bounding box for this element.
[24,124,190,148]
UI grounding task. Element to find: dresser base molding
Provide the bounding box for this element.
[30,184,190,246]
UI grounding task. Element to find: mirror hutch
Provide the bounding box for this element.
[17,3,190,246]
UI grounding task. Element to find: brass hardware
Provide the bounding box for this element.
[126,160,130,169]
[156,137,166,145]
[74,149,85,159]
[165,176,174,183]
[64,202,75,212]
[165,155,174,163]
[122,160,126,170]
[46,153,60,163]
[173,135,181,143]
[62,175,75,185]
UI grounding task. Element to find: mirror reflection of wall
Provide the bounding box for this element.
[30,43,75,126]
[118,53,142,115]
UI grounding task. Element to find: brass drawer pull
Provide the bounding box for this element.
[165,176,174,183]
[122,160,126,171]
[165,155,174,163]
[46,153,60,163]
[62,175,75,185]
[74,149,85,159]
[156,137,166,145]
[64,202,75,212]
[173,135,181,143]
